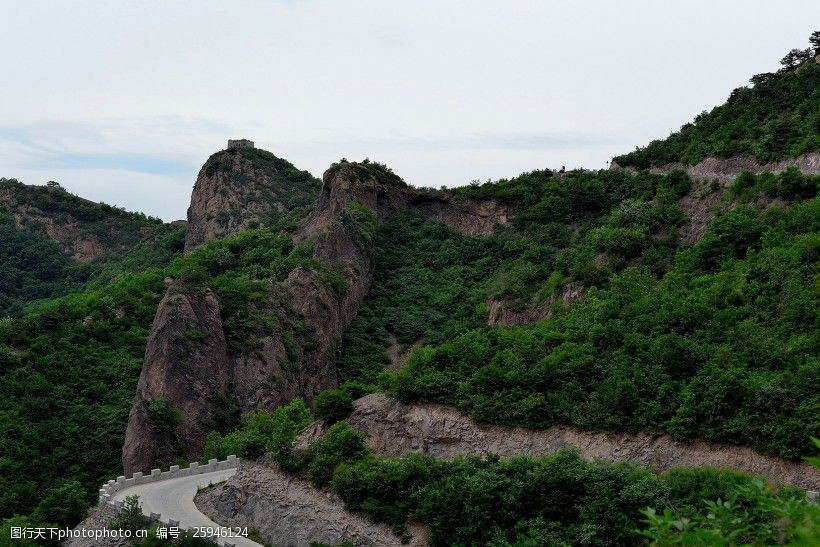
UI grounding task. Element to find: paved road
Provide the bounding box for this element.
[111,468,259,547]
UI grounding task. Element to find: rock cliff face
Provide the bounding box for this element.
[297,393,820,491]
[123,156,513,473]
[122,287,232,473]
[184,147,321,252]
[302,161,512,237]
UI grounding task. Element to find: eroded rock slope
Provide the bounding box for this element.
[611,151,820,182]
[123,156,513,473]
[298,393,820,491]
[196,458,427,547]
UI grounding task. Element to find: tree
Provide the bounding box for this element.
[749,72,772,86]
[108,495,145,533]
[810,30,820,56]
[780,48,813,70]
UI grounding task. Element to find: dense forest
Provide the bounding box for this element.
[202,165,819,544]
[337,168,690,386]
[0,225,338,525]
[2,162,818,543]
[614,33,820,168]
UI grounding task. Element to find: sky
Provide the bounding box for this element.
[1,1,819,221]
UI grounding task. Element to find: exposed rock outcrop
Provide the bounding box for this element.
[124,163,364,473]
[184,147,320,252]
[66,504,129,547]
[122,288,231,472]
[611,153,820,244]
[195,458,427,547]
[0,180,167,262]
[409,192,511,236]
[301,162,512,237]
[297,394,820,491]
[124,156,516,474]
[486,282,585,326]
[611,151,820,182]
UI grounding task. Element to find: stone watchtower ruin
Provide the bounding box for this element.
[227,138,255,150]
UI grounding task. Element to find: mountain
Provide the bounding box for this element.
[4,34,820,546]
[122,153,513,473]
[184,145,321,251]
[0,178,184,317]
[614,49,820,169]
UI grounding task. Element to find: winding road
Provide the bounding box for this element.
[110,468,260,547]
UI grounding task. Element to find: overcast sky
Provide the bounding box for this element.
[1,1,819,220]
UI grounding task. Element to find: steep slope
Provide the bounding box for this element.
[184,146,321,251]
[0,178,169,262]
[614,42,820,170]
[205,404,820,547]
[123,158,514,473]
[336,168,693,387]
[196,459,425,547]
[300,393,820,490]
[0,178,184,317]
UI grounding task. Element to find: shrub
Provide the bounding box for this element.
[305,422,369,487]
[145,398,182,437]
[108,495,145,533]
[31,480,88,528]
[314,390,354,423]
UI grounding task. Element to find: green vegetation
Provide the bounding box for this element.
[0,218,185,319]
[108,495,146,533]
[145,398,182,437]
[211,415,819,546]
[332,168,820,460]
[106,496,218,546]
[327,158,406,187]
[0,211,86,317]
[614,32,820,168]
[338,168,689,386]
[4,45,820,543]
[0,227,335,523]
[202,147,321,233]
[641,480,819,545]
[727,167,819,201]
[391,199,819,458]
[0,178,185,318]
[203,398,313,463]
[314,390,354,424]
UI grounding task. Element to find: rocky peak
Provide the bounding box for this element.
[123,155,518,473]
[303,160,512,238]
[184,146,321,252]
[124,159,379,473]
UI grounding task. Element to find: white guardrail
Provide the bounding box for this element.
[98,456,240,547]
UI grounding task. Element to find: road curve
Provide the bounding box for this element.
[111,468,260,547]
